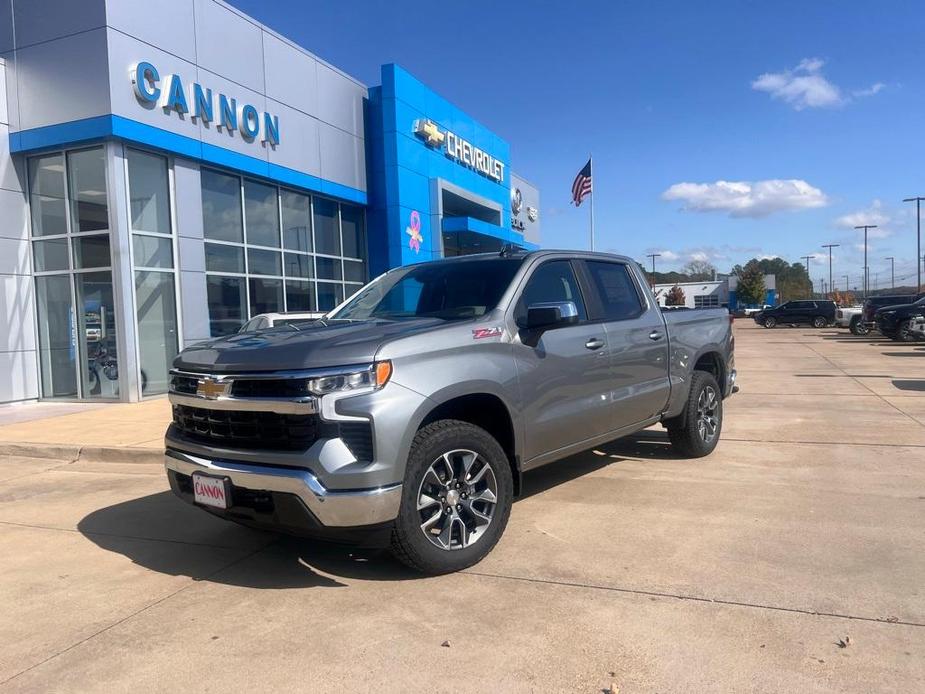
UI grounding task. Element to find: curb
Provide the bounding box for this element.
[0,441,163,465]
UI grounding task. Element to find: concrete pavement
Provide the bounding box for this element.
[0,322,923,692]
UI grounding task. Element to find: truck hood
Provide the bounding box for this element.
[174,318,448,373]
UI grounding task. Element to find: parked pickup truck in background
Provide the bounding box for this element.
[851,293,924,335]
[834,305,863,329]
[164,250,736,574]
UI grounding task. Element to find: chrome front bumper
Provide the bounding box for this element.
[165,449,402,527]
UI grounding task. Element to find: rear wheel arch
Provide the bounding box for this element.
[692,350,726,398]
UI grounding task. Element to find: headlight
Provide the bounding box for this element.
[307,361,392,395]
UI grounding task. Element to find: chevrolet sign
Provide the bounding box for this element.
[414,119,505,183]
[196,377,232,400]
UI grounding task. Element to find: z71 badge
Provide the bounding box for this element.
[472,327,503,340]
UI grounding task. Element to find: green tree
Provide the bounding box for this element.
[681,259,717,281]
[736,260,766,306]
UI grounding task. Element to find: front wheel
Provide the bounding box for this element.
[812,316,827,328]
[763,316,777,328]
[390,420,513,574]
[666,371,724,458]
[895,320,916,342]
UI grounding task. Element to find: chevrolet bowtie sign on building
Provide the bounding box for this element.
[414,119,505,183]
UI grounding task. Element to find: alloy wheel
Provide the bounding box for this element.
[696,386,720,444]
[416,449,498,551]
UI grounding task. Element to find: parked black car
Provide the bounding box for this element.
[875,296,925,341]
[851,293,924,335]
[754,300,837,328]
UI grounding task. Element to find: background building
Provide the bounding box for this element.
[653,274,777,310]
[0,0,540,404]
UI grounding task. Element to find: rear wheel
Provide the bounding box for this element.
[895,320,916,342]
[390,420,513,574]
[812,316,827,328]
[666,371,723,458]
[849,316,869,335]
[763,316,777,328]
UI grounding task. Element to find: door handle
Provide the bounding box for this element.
[648,330,664,341]
[585,338,605,350]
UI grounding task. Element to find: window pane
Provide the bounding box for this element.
[247,248,281,276]
[33,238,70,271]
[35,275,77,397]
[249,277,283,315]
[29,154,67,198]
[67,148,108,233]
[206,275,246,336]
[29,154,67,237]
[205,243,244,273]
[134,270,179,395]
[341,204,365,259]
[517,260,587,321]
[201,169,243,242]
[344,259,366,283]
[127,150,171,234]
[584,261,643,321]
[75,271,118,399]
[281,190,312,251]
[316,256,342,280]
[244,179,280,247]
[284,252,312,279]
[317,282,343,311]
[133,235,173,269]
[285,280,315,311]
[313,197,340,255]
[73,234,111,269]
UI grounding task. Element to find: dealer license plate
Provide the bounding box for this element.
[192,473,230,509]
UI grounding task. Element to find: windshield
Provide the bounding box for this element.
[331,258,524,321]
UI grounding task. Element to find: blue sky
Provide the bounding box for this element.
[230,0,925,291]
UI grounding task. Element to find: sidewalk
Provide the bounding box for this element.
[0,398,170,463]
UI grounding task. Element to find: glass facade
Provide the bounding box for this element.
[127,149,179,395]
[28,147,119,399]
[201,167,367,336]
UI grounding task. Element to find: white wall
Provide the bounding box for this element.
[0,59,38,402]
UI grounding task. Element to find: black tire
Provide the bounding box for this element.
[666,371,723,458]
[812,316,827,328]
[895,320,916,342]
[763,316,777,328]
[849,316,869,336]
[390,420,513,575]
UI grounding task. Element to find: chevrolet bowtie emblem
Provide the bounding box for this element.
[414,119,445,148]
[196,377,231,400]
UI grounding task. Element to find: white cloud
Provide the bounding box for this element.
[656,250,680,261]
[661,179,827,218]
[752,58,885,110]
[853,82,886,98]
[834,200,892,237]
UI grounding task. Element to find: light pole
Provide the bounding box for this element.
[885,256,895,289]
[843,274,849,293]
[854,225,878,298]
[646,253,661,278]
[822,244,839,299]
[903,196,924,292]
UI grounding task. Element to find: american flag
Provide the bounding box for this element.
[571,158,592,206]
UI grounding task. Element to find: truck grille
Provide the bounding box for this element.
[170,404,374,460]
[171,404,321,451]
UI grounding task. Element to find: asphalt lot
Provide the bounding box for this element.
[1,321,923,693]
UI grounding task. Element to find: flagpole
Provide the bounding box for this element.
[589,155,595,251]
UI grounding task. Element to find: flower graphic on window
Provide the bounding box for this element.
[406,210,423,253]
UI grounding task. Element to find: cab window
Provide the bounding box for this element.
[515,260,587,323]
[583,261,644,321]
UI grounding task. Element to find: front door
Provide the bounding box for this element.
[511,259,614,462]
[579,259,670,430]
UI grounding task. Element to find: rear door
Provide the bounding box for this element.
[578,259,671,431]
[511,259,614,461]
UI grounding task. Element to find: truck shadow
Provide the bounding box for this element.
[77,432,682,586]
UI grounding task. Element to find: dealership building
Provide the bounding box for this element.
[0,0,540,404]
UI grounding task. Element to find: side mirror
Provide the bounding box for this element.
[525,301,579,330]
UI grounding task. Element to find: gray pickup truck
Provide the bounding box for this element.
[165,249,735,574]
